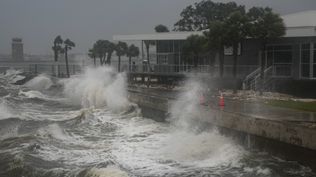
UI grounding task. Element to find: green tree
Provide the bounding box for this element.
[155,24,169,32]
[106,42,116,65]
[52,35,63,62]
[63,39,75,78]
[93,40,107,65]
[88,47,97,67]
[174,0,244,31]
[247,7,285,94]
[204,21,228,77]
[126,44,140,71]
[224,11,248,77]
[224,10,249,93]
[115,41,128,72]
[182,35,207,68]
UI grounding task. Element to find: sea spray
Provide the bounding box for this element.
[25,74,53,91]
[61,67,129,111]
[161,78,244,167]
[168,79,206,130]
[0,99,14,120]
[0,69,25,84]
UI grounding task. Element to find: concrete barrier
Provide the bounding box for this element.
[128,88,316,170]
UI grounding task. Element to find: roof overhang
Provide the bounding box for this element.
[113,31,204,41]
[113,10,316,41]
[285,26,316,37]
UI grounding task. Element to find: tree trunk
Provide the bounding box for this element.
[65,48,70,78]
[93,57,96,67]
[146,44,150,65]
[232,43,238,94]
[99,57,103,66]
[194,54,198,68]
[129,56,132,72]
[107,53,112,65]
[145,44,152,72]
[101,54,107,65]
[219,46,224,78]
[233,43,238,78]
[209,52,216,77]
[118,56,121,72]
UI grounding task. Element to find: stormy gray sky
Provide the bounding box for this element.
[1,0,316,55]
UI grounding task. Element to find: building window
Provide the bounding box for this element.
[314,44,316,78]
[301,43,310,78]
[267,45,292,77]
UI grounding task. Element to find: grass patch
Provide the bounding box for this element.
[266,100,316,112]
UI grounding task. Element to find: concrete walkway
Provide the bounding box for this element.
[129,86,316,125]
[211,99,316,123]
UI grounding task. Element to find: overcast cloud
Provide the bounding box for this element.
[1,0,316,55]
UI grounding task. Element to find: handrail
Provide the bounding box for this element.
[244,67,260,82]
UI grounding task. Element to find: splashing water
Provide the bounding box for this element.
[25,74,53,91]
[0,67,314,177]
[168,79,204,129]
[160,79,244,169]
[0,100,14,120]
[61,67,129,110]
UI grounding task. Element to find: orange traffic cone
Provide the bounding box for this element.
[219,92,225,106]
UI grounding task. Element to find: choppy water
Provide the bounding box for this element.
[0,68,315,177]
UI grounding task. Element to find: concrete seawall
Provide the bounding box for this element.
[128,87,316,170]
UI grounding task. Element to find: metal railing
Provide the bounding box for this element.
[121,63,259,78]
[0,62,84,77]
[242,64,293,90]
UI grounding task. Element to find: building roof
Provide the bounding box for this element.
[281,10,316,37]
[282,10,316,28]
[113,31,203,41]
[113,10,316,41]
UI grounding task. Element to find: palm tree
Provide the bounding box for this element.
[126,44,140,71]
[182,35,207,68]
[52,35,63,62]
[52,35,63,76]
[106,42,116,65]
[247,7,285,94]
[94,40,108,65]
[63,39,75,78]
[88,47,97,67]
[115,41,128,72]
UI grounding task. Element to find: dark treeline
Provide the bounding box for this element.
[87,40,139,72]
[174,0,285,93]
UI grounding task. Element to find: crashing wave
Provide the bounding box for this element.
[61,67,130,111]
[24,74,53,91]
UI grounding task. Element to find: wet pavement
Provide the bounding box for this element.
[215,99,316,123]
[128,86,316,125]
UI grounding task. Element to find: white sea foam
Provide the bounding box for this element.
[168,79,206,129]
[0,100,14,120]
[19,90,49,100]
[25,74,53,91]
[84,166,129,177]
[61,67,129,111]
[37,124,67,140]
[0,69,25,84]
[160,130,243,167]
